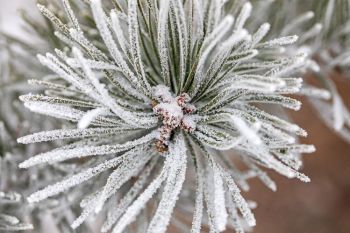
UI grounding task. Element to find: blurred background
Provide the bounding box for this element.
[251,85,350,233]
[1,1,350,233]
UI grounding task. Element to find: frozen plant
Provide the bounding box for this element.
[0,3,99,232]
[0,192,32,231]
[15,0,318,232]
[308,0,350,142]
[249,0,350,142]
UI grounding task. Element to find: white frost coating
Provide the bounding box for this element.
[231,115,262,145]
[201,15,235,59]
[71,201,96,229]
[69,28,108,60]
[281,11,315,36]
[182,115,197,131]
[101,158,157,232]
[220,167,256,227]
[62,0,81,31]
[235,2,252,30]
[257,172,277,192]
[54,30,75,47]
[93,152,152,214]
[300,23,323,42]
[23,101,84,121]
[192,15,235,96]
[219,75,285,92]
[251,23,270,46]
[311,99,350,143]
[242,94,302,111]
[12,0,322,231]
[324,0,335,31]
[112,162,169,233]
[80,191,101,208]
[128,0,152,93]
[226,78,280,93]
[0,214,20,225]
[146,135,187,233]
[27,79,68,91]
[257,35,299,48]
[27,148,142,203]
[67,58,120,70]
[221,29,249,51]
[43,53,100,98]
[72,154,153,229]
[17,127,129,144]
[37,54,99,101]
[171,0,189,89]
[73,47,157,128]
[157,0,171,85]
[226,195,244,233]
[272,144,316,154]
[194,130,242,151]
[192,0,204,37]
[110,10,129,56]
[73,190,113,228]
[299,86,331,100]
[154,102,183,124]
[330,52,350,67]
[19,93,100,108]
[333,94,345,131]
[19,132,157,168]
[239,144,298,179]
[191,169,204,233]
[91,0,149,96]
[228,50,259,64]
[153,85,173,103]
[36,4,67,34]
[212,165,228,231]
[78,107,109,129]
[203,181,219,232]
[261,123,296,144]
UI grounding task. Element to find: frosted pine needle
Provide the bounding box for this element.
[17,0,316,232]
[249,0,350,142]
